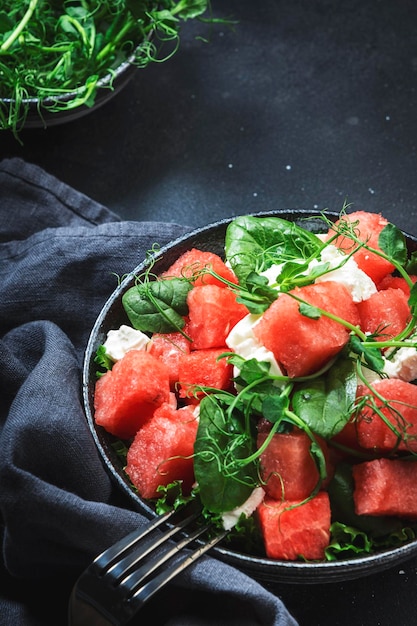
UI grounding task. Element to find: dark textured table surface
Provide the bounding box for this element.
[3,1,417,624]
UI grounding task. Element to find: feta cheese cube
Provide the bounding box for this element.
[310,244,377,303]
[103,325,150,362]
[226,314,284,378]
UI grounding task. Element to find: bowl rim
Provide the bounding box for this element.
[83,209,417,584]
[1,30,153,107]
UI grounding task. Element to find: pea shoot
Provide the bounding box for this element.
[0,0,229,138]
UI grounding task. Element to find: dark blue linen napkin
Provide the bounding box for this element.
[0,158,298,626]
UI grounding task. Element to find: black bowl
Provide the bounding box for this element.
[2,52,138,130]
[83,209,417,584]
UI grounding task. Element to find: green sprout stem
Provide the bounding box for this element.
[0,0,39,52]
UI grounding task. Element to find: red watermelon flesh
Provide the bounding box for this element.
[377,274,417,297]
[355,378,417,452]
[178,348,233,401]
[327,211,395,284]
[257,428,324,500]
[353,457,417,519]
[356,287,410,341]
[125,403,198,499]
[147,331,191,387]
[257,492,331,560]
[253,281,359,378]
[94,350,171,439]
[185,284,249,350]
[161,248,238,287]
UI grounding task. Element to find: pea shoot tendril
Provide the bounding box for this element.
[0,0,233,138]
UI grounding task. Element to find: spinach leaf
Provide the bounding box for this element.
[224,215,323,287]
[193,394,258,513]
[292,356,357,438]
[122,277,192,334]
[405,250,417,275]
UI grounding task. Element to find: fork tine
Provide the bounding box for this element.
[69,504,228,626]
[127,527,228,612]
[103,506,203,582]
[120,521,212,590]
[92,507,178,575]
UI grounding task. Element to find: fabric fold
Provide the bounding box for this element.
[0,158,298,626]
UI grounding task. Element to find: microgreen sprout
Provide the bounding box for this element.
[0,1,233,139]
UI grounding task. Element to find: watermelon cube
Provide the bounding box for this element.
[355,378,417,452]
[125,403,198,499]
[327,211,395,284]
[161,248,238,287]
[353,457,417,519]
[357,287,410,341]
[94,350,171,439]
[257,427,326,500]
[253,281,359,377]
[377,274,417,297]
[178,348,233,401]
[147,331,191,387]
[185,284,249,350]
[257,492,331,560]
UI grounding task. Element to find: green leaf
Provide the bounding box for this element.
[94,344,113,375]
[193,395,258,514]
[325,522,373,560]
[230,355,272,385]
[154,481,194,514]
[174,0,209,20]
[299,301,321,319]
[378,223,407,266]
[292,357,357,438]
[349,335,385,372]
[261,392,290,424]
[273,259,330,291]
[0,11,13,34]
[122,277,192,333]
[236,272,278,313]
[225,215,323,287]
[405,250,417,275]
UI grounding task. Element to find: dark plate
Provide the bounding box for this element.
[83,209,417,584]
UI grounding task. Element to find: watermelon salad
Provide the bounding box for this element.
[93,209,417,563]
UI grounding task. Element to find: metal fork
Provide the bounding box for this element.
[68,503,228,626]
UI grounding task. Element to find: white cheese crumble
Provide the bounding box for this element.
[103,325,150,362]
[260,263,284,286]
[383,343,417,382]
[259,243,376,303]
[357,335,417,384]
[309,244,377,303]
[225,313,284,379]
[222,487,265,531]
